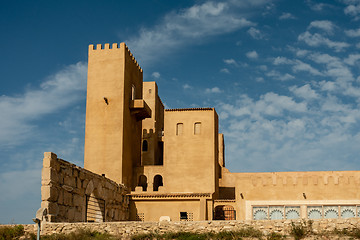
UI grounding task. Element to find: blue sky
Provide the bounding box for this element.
[1,0,360,223]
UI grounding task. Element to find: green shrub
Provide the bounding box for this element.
[131,228,263,240]
[266,232,284,240]
[40,228,116,240]
[0,225,25,240]
[289,220,312,240]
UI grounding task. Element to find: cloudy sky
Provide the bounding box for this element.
[1,0,360,223]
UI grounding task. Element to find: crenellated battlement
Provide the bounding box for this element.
[246,172,360,187]
[88,42,142,72]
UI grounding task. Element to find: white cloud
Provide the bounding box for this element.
[296,49,310,57]
[217,88,360,172]
[344,54,360,65]
[205,87,223,93]
[0,62,87,147]
[258,65,268,71]
[287,46,310,57]
[309,53,354,83]
[272,57,322,77]
[246,50,258,59]
[220,68,230,74]
[273,56,293,65]
[266,70,295,81]
[344,1,360,19]
[223,58,237,65]
[309,2,333,11]
[292,60,323,76]
[127,1,259,66]
[183,84,192,90]
[247,27,264,39]
[289,84,319,99]
[308,20,336,34]
[345,28,360,37]
[298,31,350,52]
[279,12,296,20]
[151,72,161,79]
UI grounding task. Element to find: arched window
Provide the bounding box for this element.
[138,175,147,191]
[176,123,183,136]
[194,122,201,135]
[153,175,163,191]
[142,140,148,152]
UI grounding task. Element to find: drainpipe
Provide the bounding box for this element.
[32,218,40,240]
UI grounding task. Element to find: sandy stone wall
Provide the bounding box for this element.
[41,152,129,222]
[19,219,360,238]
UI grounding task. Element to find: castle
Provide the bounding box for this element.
[39,43,360,223]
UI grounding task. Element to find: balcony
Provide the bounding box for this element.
[130,99,151,120]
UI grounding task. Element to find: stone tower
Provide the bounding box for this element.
[84,43,151,188]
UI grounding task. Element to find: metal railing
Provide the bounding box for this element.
[86,195,105,222]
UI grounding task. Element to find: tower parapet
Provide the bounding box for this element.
[88,43,142,73]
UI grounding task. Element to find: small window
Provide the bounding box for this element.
[180,212,188,220]
[131,85,136,100]
[142,140,148,152]
[180,212,193,221]
[176,123,183,136]
[149,89,152,94]
[194,122,201,135]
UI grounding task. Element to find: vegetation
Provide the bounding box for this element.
[0,225,25,240]
[289,220,312,240]
[132,228,264,240]
[4,223,360,240]
[332,227,360,239]
[40,229,116,240]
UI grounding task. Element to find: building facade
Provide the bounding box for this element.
[42,42,360,222]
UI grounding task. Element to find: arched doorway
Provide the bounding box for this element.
[86,192,105,222]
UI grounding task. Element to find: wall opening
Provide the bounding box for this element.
[214,205,236,220]
[131,85,136,100]
[180,212,188,220]
[180,212,193,221]
[138,175,148,191]
[153,175,163,191]
[142,140,148,152]
[194,122,201,135]
[85,193,105,222]
[176,123,183,136]
[156,141,164,165]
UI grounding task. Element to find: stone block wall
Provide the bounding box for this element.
[18,219,360,238]
[41,152,129,222]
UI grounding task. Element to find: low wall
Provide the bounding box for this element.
[19,219,360,238]
[41,152,129,222]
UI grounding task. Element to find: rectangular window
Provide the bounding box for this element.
[194,122,201,135]
[180,212,188,220]
[176,123,183,135]
[180,212,193,221]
